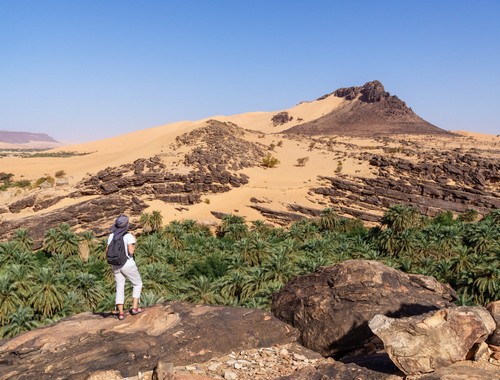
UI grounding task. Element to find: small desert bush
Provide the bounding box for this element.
[296,157,309,167]
[55,170,66,178]
[261,153,280,168]
[34,176,55,188]
[335,161,343,173]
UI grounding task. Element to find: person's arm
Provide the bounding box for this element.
[128,243,135,255]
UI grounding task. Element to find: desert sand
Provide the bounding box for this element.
[1,92,499,229]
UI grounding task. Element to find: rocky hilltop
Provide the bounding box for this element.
[284,81,448,136]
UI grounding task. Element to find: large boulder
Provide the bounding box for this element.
[368,306,496,375]
[486,300,500,345]
[416,362,500,380]
[276,362,402,380]
[0,302,300,379]
[271,260,456,356]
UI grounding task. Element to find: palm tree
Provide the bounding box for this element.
[1,306,39,338]
[0,275,21,324]
[263,248,295,283]
[377,228,398,256]
[449,245,476,276]
[381,204,421,233]
[72,272,106,310]
[318,208,340,231]
[43,228,59,255]
[0,241,21,266]
[8,263,35,301]
[12,228,33,252]
[216,214,248,240]
[55,224,79,256]
[139,290,166,308]
[287,219,318,240]
[220,270,248,303]
[140,212,153,233]
[150,210,164,232]
[470,263,499,304]
[136,234,164,264]
[162,221,186,250]
[458,209,479,223]
[29,267,65,317]
[250,220,273,237]
[60,291,83,317]
[466,222,499,255]
[185,275,222,305]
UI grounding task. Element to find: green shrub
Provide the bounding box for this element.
[34,176,55,188]
[55,170,66,178]
[261,153,280,168]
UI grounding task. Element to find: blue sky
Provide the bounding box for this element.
[1,1,499,142]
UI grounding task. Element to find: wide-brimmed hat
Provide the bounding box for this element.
[114,214,129,228]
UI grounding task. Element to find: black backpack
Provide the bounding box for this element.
[107,236,128,266]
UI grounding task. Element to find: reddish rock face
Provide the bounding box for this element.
[271,260,456,357]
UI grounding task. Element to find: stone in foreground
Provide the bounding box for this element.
[368,306,495,375]
[271,260,456,356]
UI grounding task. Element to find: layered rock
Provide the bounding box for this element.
[271,260,456,357]
[368,307,496,375]
[0,120,265,245]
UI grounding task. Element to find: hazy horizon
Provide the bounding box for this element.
[1,1,499,143]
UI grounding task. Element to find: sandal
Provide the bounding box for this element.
[118,313,125,320]
[130,308,144,315]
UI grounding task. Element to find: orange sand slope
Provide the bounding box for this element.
[1,92,499,228]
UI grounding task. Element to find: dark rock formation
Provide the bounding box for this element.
[312,144,500,221]
[271,260,457,357]
[285,81,449,136]
[0,302,299,380]
[0,194,147,248]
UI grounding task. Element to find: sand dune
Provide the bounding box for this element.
[1,84,499,235]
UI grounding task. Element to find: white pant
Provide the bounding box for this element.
[113,259,143,305]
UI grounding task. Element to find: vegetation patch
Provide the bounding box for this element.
[0,206,498,339]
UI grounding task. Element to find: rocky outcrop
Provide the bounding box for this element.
[277,362,401,380]
[369,307,495,375]
[0,194,147,248]
[0,302,300,379]
[271,260,456,357]
[1,120,265,244]
[286,81,448,136]
[417,363,500,380]
[487,301,500,345]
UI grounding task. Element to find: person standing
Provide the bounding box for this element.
[106,214,143,320]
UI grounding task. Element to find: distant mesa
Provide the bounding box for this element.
[0,131,61,149]
[284,80,451,136]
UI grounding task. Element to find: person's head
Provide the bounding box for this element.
[113,214,129,230]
